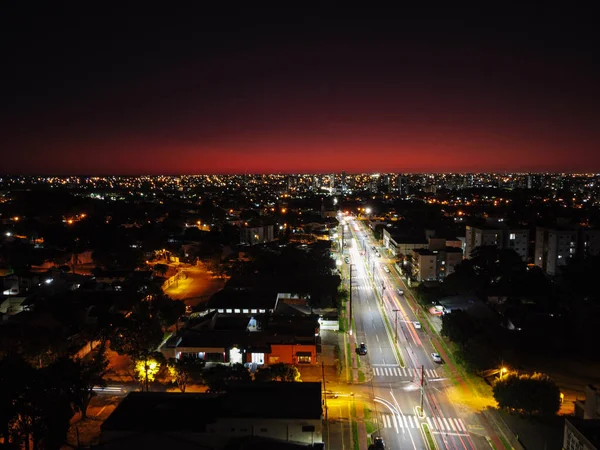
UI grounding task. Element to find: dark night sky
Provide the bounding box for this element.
[1,6,598,174]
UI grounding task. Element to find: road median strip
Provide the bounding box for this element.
[421,423,438,450]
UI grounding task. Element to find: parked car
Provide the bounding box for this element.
[357,343,368,355]
[397,288,404,295]
[431,352,443,363]
[373,437,386,449]
[344,257,350,264]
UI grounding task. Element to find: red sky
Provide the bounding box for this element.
[2,7,599,174]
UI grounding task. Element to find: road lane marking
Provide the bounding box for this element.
[442,417,450,431]
[449,417,457,431]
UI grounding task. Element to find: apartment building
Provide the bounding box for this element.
[575,385,600,420]
[563,418,600,450]
[412,247,463,282]
[240,225,275,245]
[465,226,529,261]
[382,228,428,257]
[534,227,578,275]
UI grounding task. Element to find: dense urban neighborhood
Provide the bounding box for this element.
[1,173,599,449]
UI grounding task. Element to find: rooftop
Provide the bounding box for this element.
[102,383,323,433]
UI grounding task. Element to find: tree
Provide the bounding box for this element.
[46,346,109,419]
[441,310,475,346]
[133,352,165,391]
[151,295,186,330]
[254,363,301,382]
[110,315,164,391]
[110,315,164,358]
[168,358,191,392]
[0,354,35,444]
[493,372,561,416]
[202,363,251,393]
[1,355,74,450]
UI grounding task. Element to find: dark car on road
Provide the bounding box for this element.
[373,437,385,449]
[357,342,367,355]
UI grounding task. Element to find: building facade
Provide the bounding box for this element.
[575,385,600,420]
[563,418,600,450]
[412,247,463,282]
[240,225,275,245]
[383,228,428,258]
[465,226,503,259]
[101,384,324,450]
[534,227,578,275]
[465,226,529,261]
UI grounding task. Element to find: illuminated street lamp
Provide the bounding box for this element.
[499,366,508,380]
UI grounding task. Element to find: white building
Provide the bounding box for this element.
[240,225,275,245]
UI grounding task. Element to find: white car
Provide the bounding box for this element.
[397,289,404,295]
[431,352,443,363]
[383,266,390,273]
[413,321,422,329]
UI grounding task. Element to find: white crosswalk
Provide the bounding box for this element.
[426,416,467,433]
[380,414,467,433]
[373,366,440,378]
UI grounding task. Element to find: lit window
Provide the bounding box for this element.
[509,233,516,240]
[243,309,249,313]
[226,309,233,313]
[297,354,312,364]
[234,309,241,313]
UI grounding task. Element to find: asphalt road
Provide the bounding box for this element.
[345,217,484,450]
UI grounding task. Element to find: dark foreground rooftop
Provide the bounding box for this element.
[102,382,323,433]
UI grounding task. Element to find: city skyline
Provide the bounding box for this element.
[2,6,599,174]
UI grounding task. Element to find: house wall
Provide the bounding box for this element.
[269,344,317,365]
[101,417,323,450]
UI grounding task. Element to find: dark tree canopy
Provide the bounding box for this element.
[493,372,561,417]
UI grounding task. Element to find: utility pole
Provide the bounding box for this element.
[393,309,400,343]
[348,264,353,336]
[420,365,425,416]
